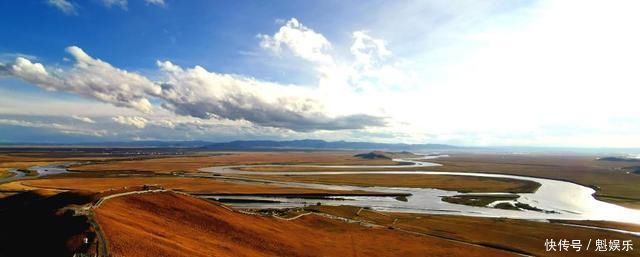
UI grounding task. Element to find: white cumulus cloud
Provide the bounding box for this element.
[351,31,392,69]
[258,18,333,64]
[156,60,384,131]
[0,118,107,137]
[7,46,160,113]
[112,116,148,128]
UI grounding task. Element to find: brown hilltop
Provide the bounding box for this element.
[94,191,516,257]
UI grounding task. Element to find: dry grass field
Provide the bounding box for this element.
[4,151,639,208]
[431,154,640,209]
[239,173,541,193]
[0,176,391,196]
[231,152,640,209]
[308,205,640,257]
[1,150,639,257]
[94,191,517,257]
[67,151,398,173]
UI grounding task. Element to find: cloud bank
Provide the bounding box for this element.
[112,116,148,128]
[8,47,160,113]
[156,61,384,131]
[4,46,385,132]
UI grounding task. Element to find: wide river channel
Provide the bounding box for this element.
[2,156,639,225]
[199,156,640,225]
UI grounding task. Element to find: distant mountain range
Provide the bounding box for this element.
[2,140,639,155]
[201,139,457,151]
[0,139,458,151]
[0,140,212,148]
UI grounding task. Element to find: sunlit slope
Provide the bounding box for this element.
[94,192,516,257]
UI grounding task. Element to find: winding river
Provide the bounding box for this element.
[0,163,74,183]
[2,156,639,225]
[199,156,640,225]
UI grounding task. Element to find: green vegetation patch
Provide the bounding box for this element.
[15,169,39,176]
[441,194,519,207]
[442,194,559,213]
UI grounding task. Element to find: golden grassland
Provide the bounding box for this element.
[233,152,640,209]
[4,151,640,208]
[551,220,640,234]
[2,151,639,257]
[430,154,640,209]
[68,151,398,173]
[307,205,640,257]
[238,173,541,193]
[0,176,392,196]
[94,191,516,257]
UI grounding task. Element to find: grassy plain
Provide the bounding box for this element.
[233,153,640,209]
[0,176,393,196]
[5,151,639,208]
[308,205,640,257]
[1,150,639,257]
[430,154,640,209]
[68,151,398,173]
[239,173,541,193]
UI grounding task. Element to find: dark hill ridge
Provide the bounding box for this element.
[598,157,640,162]
[354,151,420,160]
[354,151,392,160]
[203,139,457,151]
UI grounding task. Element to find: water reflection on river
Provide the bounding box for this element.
[200,156,640,224]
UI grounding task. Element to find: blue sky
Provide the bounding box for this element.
[1,0,639,147]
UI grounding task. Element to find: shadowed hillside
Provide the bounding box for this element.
[0,190,100,256]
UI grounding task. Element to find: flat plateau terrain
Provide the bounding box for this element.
[228,153,640,209]
[306,205,640,257]
[434,154,640,209]
[0,176,392,196]
[1,150,639,257]
[238,173,541,193]
[67,151,398,173]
